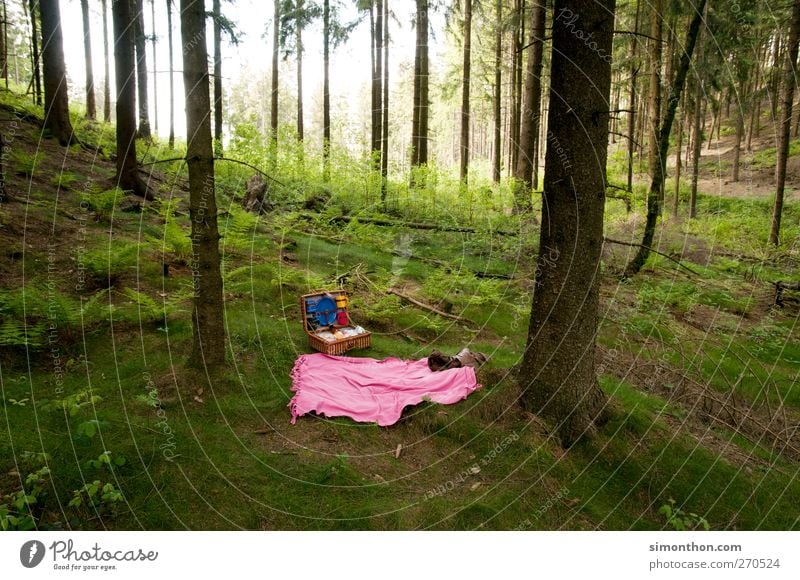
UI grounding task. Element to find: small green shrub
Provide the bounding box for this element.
[81,239,143,287]
[659,499,710,531]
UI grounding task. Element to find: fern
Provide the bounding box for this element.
[80,187,123,222]
[147,219,192,265]
[219,206,257,256]
[81,239,143,288]
[118,288,188,325]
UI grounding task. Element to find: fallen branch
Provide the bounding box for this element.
[387,287,476,326]
[773,280,800,307]
[303,212,518,236]
[604,237,700,276]
[139,155,286,187]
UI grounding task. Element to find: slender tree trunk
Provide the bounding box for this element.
[296,0,304,141]
[180,0,225,369]
[624,0,706,276]
[513,0,545,212]
[770,0,800,245]
[492,0,502,183]
[80,0,96,119]
[410,1,421,169]
[133,0,151,139]
[322,0,330,182]
[380,0,389,202]
[112,0,148,197]
[673,89,685,217]
[519,0,615,447]
[213,0,222,152]
[373,0,383,173]
[28,0,41,106]
[626,0,640,200]
[459,0,472,183]
[647,0,663,208]
[0,0,6,83]
[102,0,111,122]
[150,0,157,134]
[167,0,174,147]
[689,78,702,219]
[271,0,279,165]
[410,0,429,176]
[733,78,745,183]
[39,0,73,145]
[748,40,765,150]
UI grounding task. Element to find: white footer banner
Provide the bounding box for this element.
[1,531,797,578]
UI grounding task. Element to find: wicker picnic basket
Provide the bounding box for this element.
[300,290,372,355]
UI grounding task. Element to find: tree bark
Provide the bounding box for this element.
[372,0,383,173]
[167,0,174,147]
[80,0,96,119]
[492,0,502,184]
[270,0,279,164]
[673,89,685,217]
[322,0,330,182]
[624,0,706,276]
[410,0,428,176]
[102,0,111,122]
[519,0,616,447]
[180,0,226,369]
[458,0,472,184]
[770,0,800,246]
[133,0,151,139]
[0,0,6,83]
[39,0,73,145]
[296,0,304,141]
[150,0,157,133]
[380,0,389,202]
[28,0,42,106]
[213,0,222,152]
[513,0,545,212]
[646,0,662,208]
[626,0,640,199]
[112,0,148,197]
[689,77,702,218]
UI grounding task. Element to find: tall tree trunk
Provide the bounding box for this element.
[322,0,330,182]
[167,0,174,147]
[410,0,428,175]
[513,0,545,212]
[624,0,706,277]
[459,0,472,183]
[380,0,389,202]
[519,0,615,447]
[626,0,640,200]
[296,0,304,141]
[770,0,800,246]
[213,0,222,152]
[372,0,383,173]
[80,0,96,119]
[112,0,148,197]
[732,79,745,183]
[39,0,73,145]
[150,0,157,134]
[689,78,702,218]
[180,0,225,369]
[647,0,663,209]
[0,0,6,84]
[747,40,765,151]
[28,0,41,106]
[102,0,111,122]
[492,0,501,183]
[133,0,151,139]
[270,0,280,166]
[672,89,685,217]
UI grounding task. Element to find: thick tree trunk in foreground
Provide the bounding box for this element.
[770,0,800,246]
[624,0,706,277]
[112,0,148,197]
[518,0,615,447]
[180,0,226,369]
[39,0,74,145]
[80,0,96,119]
[133,0,150,139]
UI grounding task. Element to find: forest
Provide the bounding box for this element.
[0,0,798,532]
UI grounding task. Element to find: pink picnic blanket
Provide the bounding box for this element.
[289,353,481,426]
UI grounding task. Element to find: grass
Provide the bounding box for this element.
[1,85,800,531]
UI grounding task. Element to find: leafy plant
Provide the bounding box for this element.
[81,239,143,288]
[658,499,710,531]
[80,187,124,222]
[0,467,51,531]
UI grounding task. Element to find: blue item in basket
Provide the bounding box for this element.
[314,296,337,326]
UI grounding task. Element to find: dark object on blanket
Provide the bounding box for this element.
[428,348,488,372]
